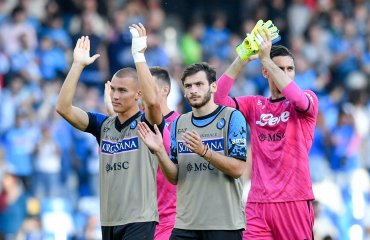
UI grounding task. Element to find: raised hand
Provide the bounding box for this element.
[73,36,100,67]
[252,20,280,45]
[129,23,147,62]
[256,28,272,61]
[137,122,163,153]
[236,19,280,60]
[104,81,115,116]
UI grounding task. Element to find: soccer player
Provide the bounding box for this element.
[138,62,247,240]
[56,23,164,240]
[105,66,180,240]
[214,28,318,239]
[148,67,180,240]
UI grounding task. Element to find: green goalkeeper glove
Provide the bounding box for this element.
[256,20,281,44]
[235,33,259,60]
[236,20,281,60]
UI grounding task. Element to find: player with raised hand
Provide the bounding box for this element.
[214,23,318,239]
[236,19,281,60]
[104,66,180,240]
[56,22,164,239]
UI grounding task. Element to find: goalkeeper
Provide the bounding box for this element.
[214,22,317,240]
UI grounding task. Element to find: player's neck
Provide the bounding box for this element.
[117,107,140,124]
[192,101,218,117]
[270,87,284,100]
[161,102,172,116]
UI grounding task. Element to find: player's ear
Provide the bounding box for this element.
[210,81,217,93]
[162,85,170,96]
[136,90,142,100]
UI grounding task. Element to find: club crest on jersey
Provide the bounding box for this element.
[217,118,226,129]
[130,120,138,129]
[101,137,139,154]
[178,138,224,154]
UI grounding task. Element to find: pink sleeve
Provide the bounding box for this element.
[282,81,310,112]
[214,74,237,108]
[163,127,170,154]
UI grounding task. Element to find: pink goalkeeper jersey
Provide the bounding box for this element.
[215,74,318,202]
[157,111,180,223]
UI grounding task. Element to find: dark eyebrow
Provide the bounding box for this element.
[111,86,126,91]
[184,80,204,87]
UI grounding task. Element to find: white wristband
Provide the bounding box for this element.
[130,27,147,63]
[131,36,147,63]
[133,52,146,63]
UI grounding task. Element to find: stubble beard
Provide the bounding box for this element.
[187,90,212,109]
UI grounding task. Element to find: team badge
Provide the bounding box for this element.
[217,118,226,129]
[130,120,138,129]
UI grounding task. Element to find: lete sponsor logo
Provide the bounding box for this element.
[256,111,290,127]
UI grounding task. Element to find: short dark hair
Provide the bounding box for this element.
[270,45,294,60]
[113,67,138,80]
[150,66,171,89]
[180,62,216,85]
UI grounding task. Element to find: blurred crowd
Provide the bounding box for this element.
[0,0,369,239]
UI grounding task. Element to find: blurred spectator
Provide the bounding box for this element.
[329,17,363,84]
[15,216,43,240]
[0,5,37,55]
[37,34,68,81]
[107,8,134,74]
[319,85,346,132]
[40,13,72,51]
[267,0,288,45]
[10,33,41,84]
[2,110,38,190]
[145,32,169,67]
[0,36,10,88]
[34,124,61,199]
[180,19,204,65]
[72,13,109,87]
[329,105,361,171]
[69,0,108,38]
[287,0,312,38]
[309,111,332,183]
[202,10,231,61]
[0,172,29,239]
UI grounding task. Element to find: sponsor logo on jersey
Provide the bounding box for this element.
[105,161,129,172]
[231,138,246,145]
[256,111,290,127]
[177,128,187,134]
[258,132,285,142]
[101,137,139,154]
[178,138,224,154]
[186,162,215,172]
[200,133,218,138]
